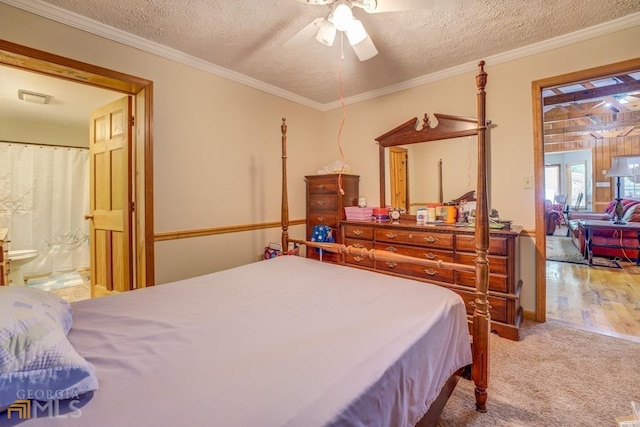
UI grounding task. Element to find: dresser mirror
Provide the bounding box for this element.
[382,135,478,214]
[376,114,483,214]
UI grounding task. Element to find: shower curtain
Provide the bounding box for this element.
[0,142,90,278]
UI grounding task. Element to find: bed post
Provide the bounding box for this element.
[281,118,290,252]
[472,61,490,413]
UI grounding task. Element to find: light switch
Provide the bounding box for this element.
[523,176,533,189]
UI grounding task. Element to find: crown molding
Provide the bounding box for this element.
[326,11,640,111]
[1,0,325,110]
[4,0,640,112]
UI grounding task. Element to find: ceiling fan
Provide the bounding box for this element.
[287,0,432,61]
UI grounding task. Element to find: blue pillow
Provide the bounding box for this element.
[0,287,98,409]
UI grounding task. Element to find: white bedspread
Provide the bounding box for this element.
[2,256,471,427]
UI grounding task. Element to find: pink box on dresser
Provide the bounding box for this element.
[344,206,373,221]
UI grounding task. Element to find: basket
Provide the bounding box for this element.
[344,206,373,221]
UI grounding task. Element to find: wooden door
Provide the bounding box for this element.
[390,147,408,211]
[88,97,133,297]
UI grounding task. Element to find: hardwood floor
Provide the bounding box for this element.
[546,256,640,342]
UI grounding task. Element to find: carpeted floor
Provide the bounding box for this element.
[436,320,639,426]
[546,236,620,268]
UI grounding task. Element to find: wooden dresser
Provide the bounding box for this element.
[341,220,523,340]
[305,174,359,263]
[0,228,8,286]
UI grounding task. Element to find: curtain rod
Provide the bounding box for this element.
[0,140,88,150]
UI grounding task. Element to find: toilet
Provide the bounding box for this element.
[8,249,39,286]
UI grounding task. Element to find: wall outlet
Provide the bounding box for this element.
[523,176,533,189]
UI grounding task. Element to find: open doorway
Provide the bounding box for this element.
[0,40,155,293]
[533,58,640,340]
[0,66,124,301]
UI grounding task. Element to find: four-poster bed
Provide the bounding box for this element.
[284,61,491,415]
[0,63,490,426]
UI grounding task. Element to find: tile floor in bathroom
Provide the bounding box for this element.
[26,268,91,303]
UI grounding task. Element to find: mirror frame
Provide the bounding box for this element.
[376,113,484,208]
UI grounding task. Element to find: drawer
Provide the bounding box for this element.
[456,235,508,256]
[374,243,454,283]
[455,253,508,274]
[456,270,509,294]
[455,289,509,324]
[375,243,453,262]
[345,238,373,250]
[344,238,374,268]
[375,228,454,249]
[343,224,374,240]
[308,194,338,211]
[307,178,339,193]
[308,213,338,228]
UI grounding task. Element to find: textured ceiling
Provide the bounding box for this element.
[4,0,640,109]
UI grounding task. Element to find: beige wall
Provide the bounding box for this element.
[0,116,87,147]
[319,25,640,312]
[2,3,640,311]
[0,4,321,284]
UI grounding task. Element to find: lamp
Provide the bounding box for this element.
[350,34,378,61]
[313,0,379,61]
[331,1,353,31]
[346,19,367,45]
[315,20,336,46]
[605,157,632,224]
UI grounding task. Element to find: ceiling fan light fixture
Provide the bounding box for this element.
[346,19,367,45]
[332,1,353,31]
[351,35,378,61]
[316,20,336,46]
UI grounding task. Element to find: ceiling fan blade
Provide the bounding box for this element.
[351,35,378,61]
[283,17,324,48]
[363,0,433,13]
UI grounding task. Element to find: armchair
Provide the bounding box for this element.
[544,200,561,236]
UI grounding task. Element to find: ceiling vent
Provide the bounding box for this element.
[18,89,51,105]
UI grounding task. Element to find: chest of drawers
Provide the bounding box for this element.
[305,174,359,262]
[342,220,522,340]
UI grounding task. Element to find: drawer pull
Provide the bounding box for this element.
[424,236,438,243]
[317,216,326,222]
[385,233,398,239]
[353,256,364,262]
[385,246,397,253]
[316,184,326,190]
[385,261,397,268]
[352,243,364,249]
[424,269,438,276]
[352,229,364,236]
[424,252,437,260]
[315,200,325,206]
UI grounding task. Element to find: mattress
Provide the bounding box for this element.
[1,255,471,426]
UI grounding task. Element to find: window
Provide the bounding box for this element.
[545,164,560,201]
[566,161,585,209]
[623,156,640,198]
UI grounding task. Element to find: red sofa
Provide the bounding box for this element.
[567,199,640,260]
[544,200,562,235]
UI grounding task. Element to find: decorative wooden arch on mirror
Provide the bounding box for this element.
[376,113,484,209]
[375,61,491,411]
